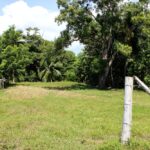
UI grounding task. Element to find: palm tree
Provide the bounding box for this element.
[40,61,62,82]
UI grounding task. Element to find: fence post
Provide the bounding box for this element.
[121,76,133,144]
[134,76,150,95]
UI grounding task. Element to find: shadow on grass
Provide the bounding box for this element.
[43,83,117,91]
[4,82,121,91]
[4,82,95,90]
[0,84,16,90]
[43,83,95,91]
[4,82,17,89]
[55,83,124,91]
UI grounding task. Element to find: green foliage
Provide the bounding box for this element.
[40,62,62,82]
[65,69,77,81]
[0,26,77,82]
[56,0,150,87]
[0,26,32,82]
[144,75,150,85]
[123,3,150,85]
[76,51,105,85]
[0,25,23,48]
[115,41,132,57]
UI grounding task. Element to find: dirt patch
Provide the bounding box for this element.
[4,86,97,100]
[5,86,49,100]
[50,90,98,100]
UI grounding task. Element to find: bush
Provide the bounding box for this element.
[144,75,150,86]
[65,70,77,81]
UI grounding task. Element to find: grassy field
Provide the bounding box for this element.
[0,82,150,150]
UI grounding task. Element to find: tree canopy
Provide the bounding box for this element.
[56,0,150,88]
[0,26,76,83]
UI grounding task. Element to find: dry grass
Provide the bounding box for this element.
[4,86,97,101]
[5,86,49,100]
[50,90,98,100]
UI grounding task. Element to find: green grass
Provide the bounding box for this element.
[0,82,150,150]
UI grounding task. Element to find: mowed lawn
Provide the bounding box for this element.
[0,82,150,150]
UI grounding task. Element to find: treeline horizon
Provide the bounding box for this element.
[0,0,150,88]
[0,26,77,83]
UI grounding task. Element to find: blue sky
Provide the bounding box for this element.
[26,0,58,10]
[0,0,58,14]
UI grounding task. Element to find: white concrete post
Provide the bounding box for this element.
[121,77,133,144]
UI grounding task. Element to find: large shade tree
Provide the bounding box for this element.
[56,0,150,88]
[56,0,129,88]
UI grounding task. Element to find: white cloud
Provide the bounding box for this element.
[0,0,84,54]
[0,0,64,40]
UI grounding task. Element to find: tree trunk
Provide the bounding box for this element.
[124,59,129,77]
[111,66,115,87]
[0,79,4,89]
[98,52,117,88]
[102,28,112,60]
[12,70,15,83]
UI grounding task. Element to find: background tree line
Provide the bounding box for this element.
[0,0,149,88]
[0,26,76,83]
